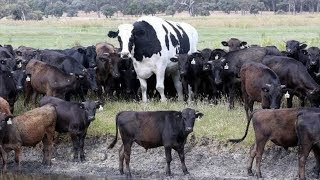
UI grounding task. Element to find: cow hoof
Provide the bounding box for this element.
[72,158,79,162]
[247,169,254,176]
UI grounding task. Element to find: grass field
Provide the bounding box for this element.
[2,13,320,146]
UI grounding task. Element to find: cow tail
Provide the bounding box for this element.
[228,110,254,143]
[108,113,119,149]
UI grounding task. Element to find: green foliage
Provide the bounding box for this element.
[101,5,117,18]
[45,1,66,17]
[217,0,240,14]
[165,5,176,16]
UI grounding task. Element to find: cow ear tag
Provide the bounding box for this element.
[215,55,219,60]
[98,105,103,111]
[7,118,12,125]
[224,63,229,70]
[191,59,196,65]
[17,62,22,68]
[26,76,31,82]
[285,91,290,98]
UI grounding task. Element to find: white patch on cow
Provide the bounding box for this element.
[7,118,12,125]
[26,76,31,81]
[191,59,196,65]
[224,63,229,70]
[117,24,134,58]
[285,91,290,98]
[98,105,103,111]
[17,62,22,68]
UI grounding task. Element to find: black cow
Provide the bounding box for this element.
[285,40,308,65]
[39,96,103,162]
[240,62,285,120]
[37,49,87,76]
[221,38,247,52]
[262,55,320,108]
[118,58,140,100]
[303,47,320,83]
[0,71,17,113]
[108,108,203,177]
[296,111,320,180]
[14,46,38,69]
[58,45,97,68]
[12,69,26,92]
[0,45,16,72]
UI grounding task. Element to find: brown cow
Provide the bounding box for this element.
[0,104,57,171]
[0,97,11,115]
[24,59,81,104]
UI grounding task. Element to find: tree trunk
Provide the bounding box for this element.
[21,10,26,21]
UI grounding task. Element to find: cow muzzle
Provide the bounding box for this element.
[88,116,95,121]
[185,127,193,132]
[121,52,131,59]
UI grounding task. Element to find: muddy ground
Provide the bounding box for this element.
[2,135,319,180]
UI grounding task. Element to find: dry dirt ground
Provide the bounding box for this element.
[1,135,319,180]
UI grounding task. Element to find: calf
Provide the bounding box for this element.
[221,38,247,52]
[303,47,320,83]
[39,96,102,162]
[240,62,284,120]
[108,108,203,177]
[285,40,308,65]
[0,45,16,71]
[0,105,57,171]
[296,111,320,180]
[24,59,81,104]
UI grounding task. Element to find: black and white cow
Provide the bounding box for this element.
[108,16,198,102]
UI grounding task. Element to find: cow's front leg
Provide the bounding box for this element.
[171,72,183,101]
[70,133,80,161]
[176,147,189,175]
[155,70,166,102]
[79,132,87,162]
[165,147,172,176]
[138,78,148,103]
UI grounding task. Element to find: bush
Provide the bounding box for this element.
[101,5,117,18]
[27,10,43,20]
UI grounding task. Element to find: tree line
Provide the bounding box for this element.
[0,0,319,20]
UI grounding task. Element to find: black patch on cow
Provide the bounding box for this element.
[165,21,190,54]
[132,21,162,61]
[162,25,170,51]
[118,36,123,51]
[170,33,179,49]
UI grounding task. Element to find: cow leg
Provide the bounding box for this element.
[14,147,21,171]
[298,143,313,180]
[286,94,293,108]
[299,96,305,107]
[119,144,125,175]
[242,92,250,121]
[79,132,87,162]
[165,147,172,176]
[124,142,133,178]
[255,138,268,178]
[24,82,33,105]
[247,144,256,176]
[1,148,8,172]
[42,133,54,166]
[155,70,167,102]
[171,72,183,101]
[176,147,189,175]
[312,145,320,178]
[138,78,148,103]
[70,133,80,161]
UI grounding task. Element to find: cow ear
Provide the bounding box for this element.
[195,112,204,120]
[299,43,307,50]
[77,47,86,54]
[221,41,228,46]
[175,112,182,119]
[15,50,22,56]
[240,41,247,46]
[108,30,119,38]
[79,103,85,109]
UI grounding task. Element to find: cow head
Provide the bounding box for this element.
[12,69,26,91]
[81,100,104,122]
[77,46,97,68]
[85,67,98,92]
[0,113,14,131]
[285,40,307,55]
[307,88,320,107]
[14,47,39,67]
[261,84,286,109]
[221,38,247,52]
[180,108,203,133]
[108,24,134,59]
[303,47,320,69]
[119,58,137,94]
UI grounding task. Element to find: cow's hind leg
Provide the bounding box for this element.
[123,141,133,178]
[247,143,256,176]
[255,138,268,178]
[138,78,148,103]
[119,144,125,175]
[171,72,183,101]
[155,70,167,102]
[165,147,172,176]
[42,132,54,166]
[312,145,320,178]
[298,143,313,180]
[176,146,189,175]
[14,147,21,171]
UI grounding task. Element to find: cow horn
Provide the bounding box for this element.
[265,83,271,87]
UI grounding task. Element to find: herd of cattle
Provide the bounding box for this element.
[0,15,320,179]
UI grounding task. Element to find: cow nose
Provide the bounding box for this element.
[311,61,317,65]
[88,116,95,121]
[17,86,23,90]
[185,127,193,132]
[126,89,131,93]
[215,79,222,85]
[121,52,130,59]
[180,71,186,75]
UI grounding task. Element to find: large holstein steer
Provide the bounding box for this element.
[239,62,285,120]
[0,105,57,171]
[108,108,203,177]
[39,96,103,162]
[108,16,198,102]
[24,59,81,104]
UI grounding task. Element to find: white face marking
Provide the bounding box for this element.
[118,24,134,57]
[26,76,31,81]
[285,91,290,98]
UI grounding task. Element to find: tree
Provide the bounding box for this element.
[45,1,66,18]
[101,4,117,18]
[165,5,176,16]
[217,0,240,14]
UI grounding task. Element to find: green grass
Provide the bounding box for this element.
[4,14,320,146]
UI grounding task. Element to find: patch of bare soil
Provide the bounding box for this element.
[2,135,319,179]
